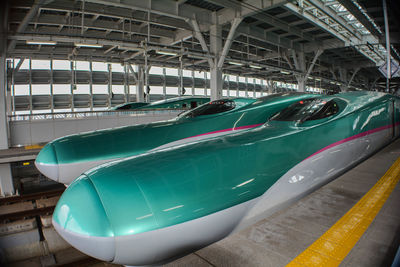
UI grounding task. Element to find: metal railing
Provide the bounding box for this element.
[8,108,186,121]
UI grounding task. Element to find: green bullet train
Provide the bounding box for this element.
[35,93,317,184]
[112,96,211,110]
[52,91,400,266]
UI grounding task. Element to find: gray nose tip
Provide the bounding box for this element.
[35,161,59,182]
[35,143,59,182]
[52,175,115,261]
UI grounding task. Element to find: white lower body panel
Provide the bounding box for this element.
[237,127,392,230]
[53,198,258,266]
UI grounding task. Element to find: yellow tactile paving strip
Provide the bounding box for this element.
[287,157,400,267]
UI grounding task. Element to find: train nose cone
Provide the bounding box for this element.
[52,175,115,261]
[35,143,59,182]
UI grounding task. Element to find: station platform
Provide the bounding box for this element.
[8,139,400,267]
[0,146,42,164]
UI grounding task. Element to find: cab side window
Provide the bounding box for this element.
[271,99,339,123]
[180,100,236,118]
[306,100,339,121]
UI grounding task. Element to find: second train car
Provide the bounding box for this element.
[112,96,210,110]
[36,93,319,184]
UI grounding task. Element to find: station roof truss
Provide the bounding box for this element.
[5,0,400,92]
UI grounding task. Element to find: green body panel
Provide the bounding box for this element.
[53,91,400,238]
[38,94,317,165]
[37,143,58,164]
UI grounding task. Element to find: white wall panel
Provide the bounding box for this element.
[10,112,180,146]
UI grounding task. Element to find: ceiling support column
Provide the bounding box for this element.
[297,79,306,93]
[292,48,323,92]
[108,63,112,108]
[0,164,14,197]
[0,55,8,150]
[210,67,222,100]
[339,68,348,92]
[0,2,13,196]
[383,0,391,92]
[210,23,222,100]
[123,63,129,103]
[136,65,145,102]
[0,2,9,150]
[190,16,242,101]
[266,80,275,94]
[293,51,306,92]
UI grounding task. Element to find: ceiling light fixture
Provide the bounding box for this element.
[75,43,103,48]
[249,64,262,69]
[26,40,56,45]
[228,61,243,66]
[280,70,291,74]
[156,50,177,56]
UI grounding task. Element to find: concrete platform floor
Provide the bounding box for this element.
[11,139,400,267]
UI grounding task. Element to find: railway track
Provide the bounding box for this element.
[0,188,64,221]
[0,188,110,266]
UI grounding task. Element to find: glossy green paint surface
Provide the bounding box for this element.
[53,175,114,237]
[53,92,400,237]
[37,94,317,165]
[37,143,58,164]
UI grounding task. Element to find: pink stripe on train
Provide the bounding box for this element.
[305,122,400,161]
[184,123,264,140]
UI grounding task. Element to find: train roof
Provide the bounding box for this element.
[148,96,210,106]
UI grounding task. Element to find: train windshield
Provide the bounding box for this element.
[115,103,146,110]
[116,103,134,110]
[271,99,339,122]
[179,100,236,118]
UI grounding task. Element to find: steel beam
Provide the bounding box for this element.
[14,58,25,73]
[210,0,317,43]
[189,19,214,67]
[9,13,176,40]
[165,0,288,45]
[337,0,382,38]
[212,0,289,25]
[284,2,379,65]
[217,17,243,68]
[235,24,300,50]
[307,0,362,40]
[348,67,360,87]
[8,0,49,52]
[305,48,323,80]
[85,0,211,25]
